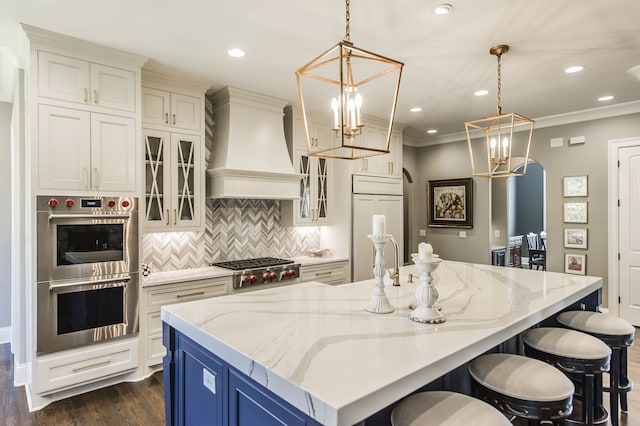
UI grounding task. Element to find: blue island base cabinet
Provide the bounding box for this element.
[163,323,323,426]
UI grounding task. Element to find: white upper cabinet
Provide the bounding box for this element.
[38,105,136,192]
[350,122,403,177]
[38,50,136,113]
[142,87,201,131]
[140,71,206,232]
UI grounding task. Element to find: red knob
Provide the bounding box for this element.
[271,272,279,280]
[65,199,75,208]
[48,198,59,208]
[283,271,290,277]
[243,276,251,284]
[108,200,116,208]
[122,200,130,208]
[263,273,271,281]
[289,270,297,277]
[250,275,258,283]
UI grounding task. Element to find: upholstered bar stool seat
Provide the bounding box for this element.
[469,353,574,425]
[390,391,511,426]
[557,311,635,426]
[523,327,611,425]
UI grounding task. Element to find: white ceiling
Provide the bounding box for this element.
[1,0,640,143]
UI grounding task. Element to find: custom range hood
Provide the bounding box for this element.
[207,87,301,199]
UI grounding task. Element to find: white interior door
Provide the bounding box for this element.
[619,144,640,325]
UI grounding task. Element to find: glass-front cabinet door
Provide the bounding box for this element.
[142,129,202,231]
[291,148,331,225]
[171,133,201,229]
[315,156,329,221]
[298,153,312,222]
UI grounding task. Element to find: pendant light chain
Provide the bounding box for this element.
[496,53,502,115]
[345,0,351,42]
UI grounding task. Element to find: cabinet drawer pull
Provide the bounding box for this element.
[166,209,170,226]
[315,271,332,276]
[82,167,89,189]
[94,90,99,104]
[174,208,177,225]
[72,358,112,372]
[176,291,205,299]
[93,168,99,189]
[83,88,88,103]
[165,113,169,124]
[172,113,176,125]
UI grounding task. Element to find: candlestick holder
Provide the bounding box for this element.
[410,255,445,324]
[365,234,395,314]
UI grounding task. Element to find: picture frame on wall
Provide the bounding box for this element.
[563,175,588,197]
[427,178,473,228]
[565,253,586,275]
[564,202,588,223]
[564,228,588,249]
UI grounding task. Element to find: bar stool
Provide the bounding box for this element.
[557,311,635,426]
[469,353,574,425]
[390,391,512,426]
[523,327,611,425]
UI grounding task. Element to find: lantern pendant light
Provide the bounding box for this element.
[295,0,404,159]
[465,45,534,178]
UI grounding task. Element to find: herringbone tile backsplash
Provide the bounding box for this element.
[141,94,321,272]
[142,199,321,272]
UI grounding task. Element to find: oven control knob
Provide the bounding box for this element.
[283,271,290,278]
[65,199,75,208]
[108,200,116,208]
[242,276,251,285]
[122,200,130,208]
[289,270,297,277]
[250,275,258,283]
[263,273,271,282]
[48,198,58,208]
[271,272,279,280]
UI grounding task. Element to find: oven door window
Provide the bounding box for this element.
[57,286,124,335]
[56,224,124,265]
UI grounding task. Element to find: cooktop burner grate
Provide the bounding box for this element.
[210,257,294,271]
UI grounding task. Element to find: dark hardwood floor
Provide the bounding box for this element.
[0,344,165,425]
[3,333,640,425]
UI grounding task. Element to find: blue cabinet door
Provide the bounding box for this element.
[176,334,225,425]
[229,370,318,426]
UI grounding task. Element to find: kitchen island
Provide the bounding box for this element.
[162,261,602,426]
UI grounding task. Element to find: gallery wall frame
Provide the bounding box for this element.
[563,175,588,197]
[564,202,588,223]
[427,178,473,228]
[564,228,588,249]
[565,253,586,275]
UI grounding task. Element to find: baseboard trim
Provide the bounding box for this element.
[0,326,11,344]
[13,362,27,386]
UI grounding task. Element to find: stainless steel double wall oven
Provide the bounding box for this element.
[36,196,139,354]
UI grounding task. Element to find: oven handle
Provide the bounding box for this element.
[49,276,130,291]
[48,213,131,220]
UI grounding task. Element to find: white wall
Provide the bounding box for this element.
[0,101,12,332]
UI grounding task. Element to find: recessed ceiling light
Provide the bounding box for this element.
[227,48,246,58]
[410,107,423,112]
[427,129,438,134]
[474,90,489,96]
[598,95,614,102]
[564,65,584,74]
[434,4,452,15]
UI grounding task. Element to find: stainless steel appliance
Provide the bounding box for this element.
[36,195,139,354]
[210,257,300,290]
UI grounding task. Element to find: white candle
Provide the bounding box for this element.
[372,214,386,236]
[490,138,497,159]
[502,137,509,158]
[418,242,433,261]
[331,98,339,130]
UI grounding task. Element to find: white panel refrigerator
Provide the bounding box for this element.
[352,176,403,282]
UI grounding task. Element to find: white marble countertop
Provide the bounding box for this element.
[161,261,602,426]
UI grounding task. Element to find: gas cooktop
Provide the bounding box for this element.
[210,257,294,271]
[210,257,300,290]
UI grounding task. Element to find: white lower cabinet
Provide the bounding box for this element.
[300,261,348,285]
[142,277,231,367]
[35,338,139,394]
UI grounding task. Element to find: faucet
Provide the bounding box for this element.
[387,236,401,286]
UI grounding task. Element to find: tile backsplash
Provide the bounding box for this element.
[141,199,321,272]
